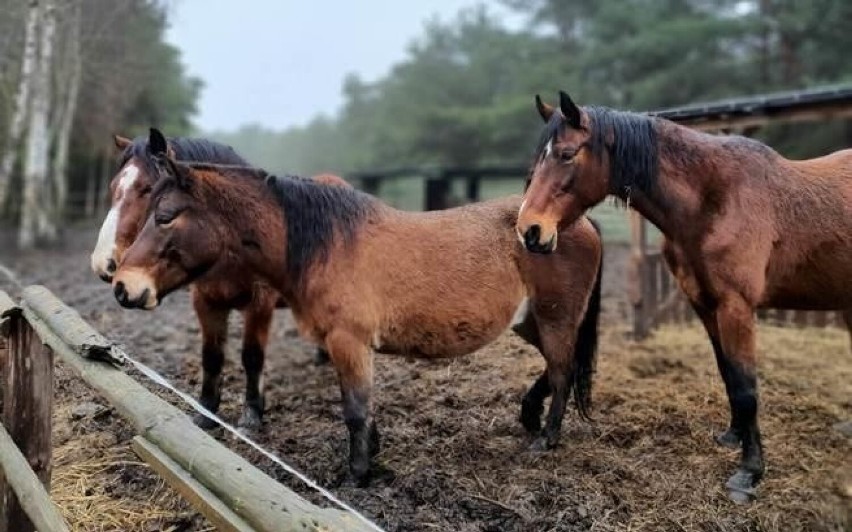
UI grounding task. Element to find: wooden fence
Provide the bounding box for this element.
[0,286,374,532]
[628,212,848,339]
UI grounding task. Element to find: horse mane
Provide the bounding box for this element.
[585,107,659,203]
[265,175,377,289]
[120,136,248,178]
[534,107,659,203]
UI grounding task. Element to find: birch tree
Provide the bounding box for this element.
[51,0,83,221]
[0,0,40,212]
[19,0,56,247]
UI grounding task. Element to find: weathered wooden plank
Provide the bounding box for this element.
[20,285,373,532]
[0,423,68,532]
[131,437,253,532]
[1,305,54,532]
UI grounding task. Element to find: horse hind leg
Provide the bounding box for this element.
[239,302,274,432]
[325,328,379,486]
[844,309,852,352]
[192,294,229,430]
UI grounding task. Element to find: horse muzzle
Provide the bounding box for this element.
[520,224,557,254]
[112,270,159,310]
[91,255,118,283]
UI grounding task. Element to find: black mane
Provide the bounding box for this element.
[121,136,248,178]
[535,106,659,201]
[264,175,376,290]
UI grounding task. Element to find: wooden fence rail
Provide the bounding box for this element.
[0,286,374,532]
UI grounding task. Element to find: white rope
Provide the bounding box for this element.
[0,264,24,291]
[0,260,384,532]
[120,350,385,532]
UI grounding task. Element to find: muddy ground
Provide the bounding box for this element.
[0,226,849,531]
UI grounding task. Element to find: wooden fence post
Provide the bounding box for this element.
[465,175,480,203]
[0,297,54,532]
[424,177,451,210]
[360,176,381,197]
[629,211,649,339]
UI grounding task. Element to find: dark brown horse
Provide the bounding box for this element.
[112,138,604,485]
[517,92,852,502]
[90,130,341,431]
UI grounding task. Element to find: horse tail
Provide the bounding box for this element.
[572,218,603,420]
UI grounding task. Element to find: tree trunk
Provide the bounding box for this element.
[50,0,82,225]
[0,0,40,213]
[20,0,57,248]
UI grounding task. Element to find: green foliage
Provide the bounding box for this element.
[213,0,851,182]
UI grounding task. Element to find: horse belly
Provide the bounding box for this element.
[376,295,523,358]
[764,242,852,310]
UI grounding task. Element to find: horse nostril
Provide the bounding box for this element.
[106,258,117,273]
[523,224,542,247]
[114,281,127,304]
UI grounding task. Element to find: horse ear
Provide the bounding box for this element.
[165,157,193,190]
[113,134,131,151]
[559,91,582,129]
[149,128,168,156]
[535,95,555,123]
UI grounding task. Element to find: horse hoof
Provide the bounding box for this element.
[528,436,554,452]
[314,348,330,366]
[349,463,372,488]
[193,413,219,430]
[725,469,758,504]
[715,429,741,449]
[238,409,263,432]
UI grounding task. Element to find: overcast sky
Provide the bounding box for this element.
[165,0,518,132]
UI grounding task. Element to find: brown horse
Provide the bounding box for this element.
[516,92,852,502]
[90,130,343,431]
[112,138,604,485]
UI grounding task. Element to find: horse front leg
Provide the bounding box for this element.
[325,329,378,486]
[512,309,552,434]
[529,314,576,451]
[715,295,764,503]
[239,302,273,432]
[192,292,229,430]
[690,302,741,449]
[843,309,852,352]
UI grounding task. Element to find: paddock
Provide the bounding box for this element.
[0,226,848,531]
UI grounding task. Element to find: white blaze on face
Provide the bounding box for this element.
[90,163,140,277]
[544,138,553,158]
[516,198,528,244]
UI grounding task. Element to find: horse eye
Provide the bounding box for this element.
[140,185,153,196]
[155,210,180,226]
[559,151,575,164]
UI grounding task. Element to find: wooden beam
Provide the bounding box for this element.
[683,106,852,132]
[1,301,55,532]
[19,285,373,532]
[131,437,253,532]
[0,424,68,532]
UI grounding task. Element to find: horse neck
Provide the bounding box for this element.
[625,121,731,239]
[203,175,289,291]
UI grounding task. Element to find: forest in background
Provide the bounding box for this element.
[209,0,852,177]
[0,0,199,246]
[1,0,851,247]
